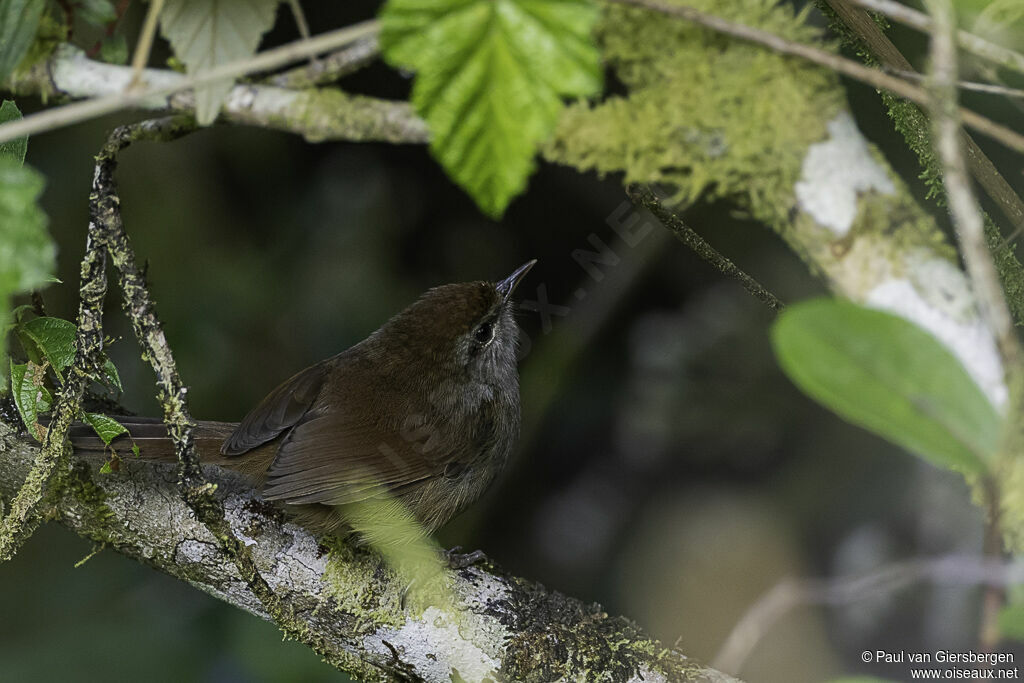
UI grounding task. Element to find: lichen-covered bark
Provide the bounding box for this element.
[0,418,737,683]
[8,45,429,145]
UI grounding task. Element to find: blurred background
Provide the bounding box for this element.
[2,2,1022,682]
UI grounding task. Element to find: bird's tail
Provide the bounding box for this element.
[67,416,250,470]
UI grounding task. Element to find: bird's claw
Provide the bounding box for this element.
[444,546,488,570]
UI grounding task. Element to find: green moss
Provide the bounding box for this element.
[10,11,67,91]
[50,459,118,532]
[544,0,844,228]
[493,576,711,682]
[321,539,407,631]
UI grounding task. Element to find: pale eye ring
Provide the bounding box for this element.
[474,321,494,344]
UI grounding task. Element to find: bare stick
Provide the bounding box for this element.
[604,0,1024,154]
[883,67,1024,98]
[267,35,380,89]
[0,21,380,145]
[128,0,165,88]
[714,555,1024,674]
[626,185,785,312]
[844,0,1024,76]
[925,0,1022,375]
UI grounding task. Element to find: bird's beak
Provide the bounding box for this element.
[496,260,537,301]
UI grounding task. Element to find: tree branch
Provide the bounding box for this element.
[625,185,785,312]
[267,35,381,89]
[87,117,342,665]
[0,22,402,145]
[5,44,426,145]
[604,0,1024,154]
[713,554,1024,675]
[924,0,1022,386]
[820,0,1024,320]
[0,420,737,683]
[841,0,1024,76]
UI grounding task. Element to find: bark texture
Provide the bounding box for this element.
[0,416,738,683]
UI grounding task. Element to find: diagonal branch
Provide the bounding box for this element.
[604,0,1024,154]
[842,0,1024,76]
[821,0,1024,297]
[87,116,357,672]
[626,185,785,312]
[0,201,109,562]
[714,555,1024,675]
[0,418,737,682]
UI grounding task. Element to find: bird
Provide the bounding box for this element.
[69,261,536,540]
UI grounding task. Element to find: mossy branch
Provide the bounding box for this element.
[818,0,1024,326]
[86,117,353,672]
[0,419,736,682]
[626,185,785,312]
[0,210,107,562]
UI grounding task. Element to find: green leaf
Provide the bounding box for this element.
[0,0,45,85]
[99,34,129,65]
[78,0,117,26]
[0,158,53,378]
[771,298,1001,474]
[0,159,52,292]
[101,357,123,392]
[380,0,602,217]
[10,360,52,441]
[19,316,76,379]
[0,100,27,164]
[82,411,128,446]
[159,0,280,125]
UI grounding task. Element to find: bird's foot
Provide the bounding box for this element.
[444,546,488,570]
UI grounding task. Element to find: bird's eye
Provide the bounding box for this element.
[474,321,494,344]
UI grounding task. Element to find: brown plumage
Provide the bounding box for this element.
[70,262,535,538]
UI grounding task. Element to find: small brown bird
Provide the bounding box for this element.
[71,261,535,538]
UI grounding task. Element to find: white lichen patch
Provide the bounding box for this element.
[175,539,220,565]
[52,45,183,108]
[223,84,299,120]
[795,111,895,236]
[866,254,1007,409]
[222,493,328,592]
[365,605,503,683]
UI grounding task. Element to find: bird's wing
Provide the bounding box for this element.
[221,360,329,455]
[259,408,453,505]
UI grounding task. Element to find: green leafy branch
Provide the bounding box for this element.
[7,313,136,470]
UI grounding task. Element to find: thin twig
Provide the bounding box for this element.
[626,185,785,312]
[981,478,1006,651]
[883,66,1024,98]
[926,2,1019,650]
[287,0,312,42]
[605,0,1024,155]
[0,21,380,145]
[713,555,1024,675]
[843,0,1024,76]
[129,0,165,89]
[267,35,380,89]
[925,0,1022,376]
